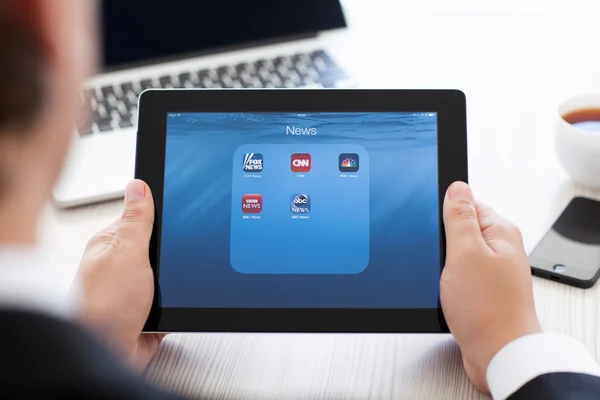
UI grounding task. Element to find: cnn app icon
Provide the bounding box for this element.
[291,153,311,172]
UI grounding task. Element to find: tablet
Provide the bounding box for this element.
[136,89,467,333]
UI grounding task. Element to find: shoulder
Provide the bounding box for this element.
[0,310,179,399]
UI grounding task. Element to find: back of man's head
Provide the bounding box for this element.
[0,1,95,243]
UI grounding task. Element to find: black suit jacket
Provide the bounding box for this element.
[0,310,181,399]
[1,310,599,399]
[508,372,600,399]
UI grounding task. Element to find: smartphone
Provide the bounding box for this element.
[529,197,600,288]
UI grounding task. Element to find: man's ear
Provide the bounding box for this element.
[6,0,49,55]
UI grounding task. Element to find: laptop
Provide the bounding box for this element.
[53,0,350,208]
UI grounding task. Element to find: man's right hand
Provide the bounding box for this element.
[76,180,164,371]
[440,182,542,393]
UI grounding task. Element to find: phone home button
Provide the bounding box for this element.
[553,264,566,273]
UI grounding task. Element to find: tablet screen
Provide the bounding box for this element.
[160,112,440,309]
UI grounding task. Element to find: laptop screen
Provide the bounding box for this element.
[101,0,346,70]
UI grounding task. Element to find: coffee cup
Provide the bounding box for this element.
[555,94,600,188]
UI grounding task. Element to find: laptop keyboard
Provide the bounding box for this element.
[80,49,349,136]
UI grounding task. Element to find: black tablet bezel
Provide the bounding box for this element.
[136,89,467,333]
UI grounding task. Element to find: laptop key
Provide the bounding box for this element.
[178,72,191,83]
[273,56,287,66]
[123,96,137,110]
[159,76,172,87]
[140,79,154,90]
[309,50,328,61]
[96,117,113,132]
[293,67,309,83]
[202,76,215,88]
[125,90,137,103]
[119,118,134,128]
[292,53,310,64]
[257,75,272,87]
[101,86,114,99]
[217,66,230,77]
[235,62,254,74]
[106,94,118,106]
[310,50,338,71]
[253,59,266,70]
[101,86,115,98]
[277,65,291,78]
[132,84,144,96]
[116,101,128,114]
[196,69,210,81]
[289,71,302,85]
[120,82,133,94]
[119,107,132,118]
[98,100,115,114]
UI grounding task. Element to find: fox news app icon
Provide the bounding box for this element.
[242,153,263,172]
[290,194,311,213]
[339,153,359,172]
[291,153,311,172]
[241,194,262,214]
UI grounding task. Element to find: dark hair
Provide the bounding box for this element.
[0,2,45,132]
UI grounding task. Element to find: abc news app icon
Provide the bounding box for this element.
[339,153,359,173]
[241,194,262,214]
[290,194,311,213]
[242,153,263,172]
[290,153,311,172]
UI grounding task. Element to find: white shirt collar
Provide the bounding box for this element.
[0,246,80,319]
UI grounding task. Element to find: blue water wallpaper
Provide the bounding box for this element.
[161,112,440,308]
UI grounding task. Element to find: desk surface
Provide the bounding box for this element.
[39,6,600,400]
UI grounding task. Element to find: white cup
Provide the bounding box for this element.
[555,94,600,189]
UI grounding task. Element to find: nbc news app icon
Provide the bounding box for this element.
[339,153,359,173]
[242,153,263,172]
[290,194,311,213]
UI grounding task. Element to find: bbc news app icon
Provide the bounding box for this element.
[242,153,263,172]
[291,153,311,172]
[339,153,359,172]
[290,194,311,213]
[241,194,262,214]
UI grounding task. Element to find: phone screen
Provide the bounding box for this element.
[529,197,600,282]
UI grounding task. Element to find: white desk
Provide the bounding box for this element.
[39,6,600,399]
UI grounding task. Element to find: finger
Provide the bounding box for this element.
[115,180,155,247]
[476,201,524,253]
[155,333,168,343]
[443,181,486,254]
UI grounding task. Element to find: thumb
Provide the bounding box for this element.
[116,180,155,247]
[443,182,486,253]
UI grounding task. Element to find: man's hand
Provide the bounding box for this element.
[441,181,541,393]
[76,179,165,370]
